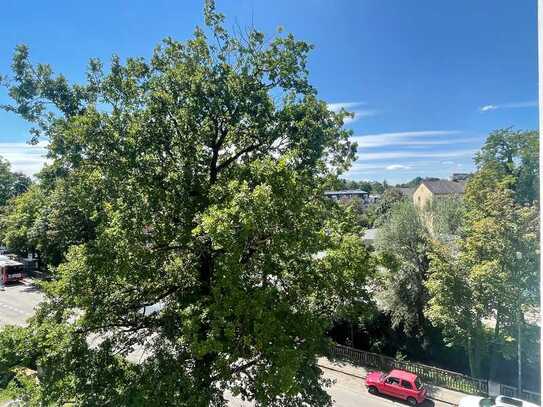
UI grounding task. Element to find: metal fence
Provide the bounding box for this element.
[331,344,489,395]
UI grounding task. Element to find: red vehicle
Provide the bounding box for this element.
[365,368,427,406]
[0,255,25,284]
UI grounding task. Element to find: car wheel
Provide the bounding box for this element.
[407,397,417,406]
[368,386,378,395]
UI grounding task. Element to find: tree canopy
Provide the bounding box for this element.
[426,128,539,378]
[0,2,373,405]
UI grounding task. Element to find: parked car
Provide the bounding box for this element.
[458,395,539,407]
[365,368,427,406]
[458,396,494,407]
[495,395,539,407]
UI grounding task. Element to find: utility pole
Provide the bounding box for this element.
[515,251,523,396]
[517,307,522,395]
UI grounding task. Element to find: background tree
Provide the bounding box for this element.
[374,200,430,336]
[0,185,44,257]
[426,196,464,240]
[0,156,31,208]
[425,241,486,377]
[372,188,405,227]
[473,128,538,204]
[0,2,373,405]
[427,128,539,381]
[1,169,100,269]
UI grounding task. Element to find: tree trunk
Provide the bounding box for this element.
[194,244,216,404]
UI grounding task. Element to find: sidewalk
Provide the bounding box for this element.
[318,357,466,406]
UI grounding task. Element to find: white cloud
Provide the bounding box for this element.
[349,163,391,172]
[351,130,462,148]
[343,110,379,124]
[441,160,455,165]
[0,142,48,175]
[328,102,378,124]
[386,164,411,171]
[358,149,476,161]
[481,105,497,112]
[480,100,537,112]
[327,102,366,112]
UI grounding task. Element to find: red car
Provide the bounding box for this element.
[365,368,427,406]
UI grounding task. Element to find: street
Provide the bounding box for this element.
[227,367,451,407]
[0,282,454,407]
[0,280,43,327]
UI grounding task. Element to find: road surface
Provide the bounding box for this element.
[0,279,43,326]
[227,367,451,407]
[0,281,455,407]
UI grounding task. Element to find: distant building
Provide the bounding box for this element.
[368,194,381,204]
[324,190,369,202]
[413,180,466,208]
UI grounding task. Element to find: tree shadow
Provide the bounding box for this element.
[368,391,436,406]
[21,284,41,293]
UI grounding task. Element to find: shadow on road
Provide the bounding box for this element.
[21,284,42,293]
[368,392,436,406]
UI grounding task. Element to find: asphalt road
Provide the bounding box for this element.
[0,279,44,327]
[0,281,455,407]
[227,367,453,407]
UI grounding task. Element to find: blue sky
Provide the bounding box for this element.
[0,0,538,183]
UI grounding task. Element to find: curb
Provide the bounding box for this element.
[318,363,458,406]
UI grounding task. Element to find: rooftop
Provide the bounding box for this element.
[395,187,416,197]
[0,255,23,267]
[324,190,368,195]
[421,180,466,195]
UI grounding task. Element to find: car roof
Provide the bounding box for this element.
[496,395,539,407]
[389,369,418,382]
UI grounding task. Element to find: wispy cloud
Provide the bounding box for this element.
[351,130,462,148]
[327,102,379,124]
[386,164,411,171]
[358,149,476,161]
[327,102,366,112]
[0,142,48,175]
[480,100,537,112]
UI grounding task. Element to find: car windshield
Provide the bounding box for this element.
[479,399,493,407]
[7,266,23,275]
[414,377,422,390]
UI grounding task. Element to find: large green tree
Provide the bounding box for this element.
[427,187,539,378]
[426,128,539,379]
[0,3,372,405]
